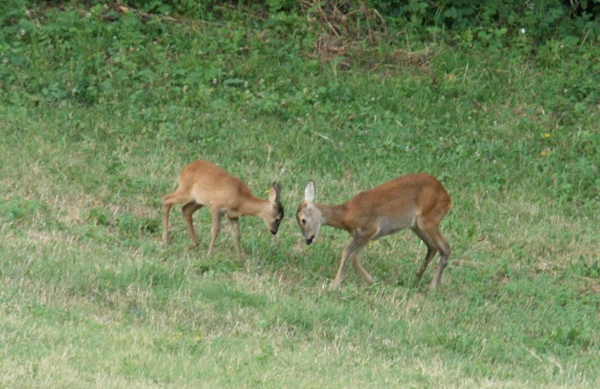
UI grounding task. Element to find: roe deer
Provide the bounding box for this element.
[296,174,451,289]
[163,160,284,260]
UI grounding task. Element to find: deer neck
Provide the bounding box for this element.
[239,195,270,218]
[316,203,349,231]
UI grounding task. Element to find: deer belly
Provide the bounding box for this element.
[373,217,414,239]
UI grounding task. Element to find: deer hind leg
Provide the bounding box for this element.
[411,226,437,279]
[412,222,451,289]
[182,202,203,247]
[162,191,193,245]
[162,202,173,244]
[207,208,222,256]
[228,217,243,261]
[429,228,451,290]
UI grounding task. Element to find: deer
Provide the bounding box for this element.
[162,160,284,260]
[296,174,451,290]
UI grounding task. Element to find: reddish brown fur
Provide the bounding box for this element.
[297,174,451,289]
[163,160,283,260]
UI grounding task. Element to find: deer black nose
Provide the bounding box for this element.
[270,229,277,235]
[306,236,314,245]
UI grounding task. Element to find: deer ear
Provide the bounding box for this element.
[304,180,315,203]
[268,182,280,205]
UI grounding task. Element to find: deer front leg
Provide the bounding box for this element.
[228,217,243,261]
[332,248,352,289]
[331,233,372,288]
[351,251,373,285]
[207,209,222,256]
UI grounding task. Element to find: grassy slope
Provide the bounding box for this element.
[1,5,599,388]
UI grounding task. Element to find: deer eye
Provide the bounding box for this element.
[301,218,306,225]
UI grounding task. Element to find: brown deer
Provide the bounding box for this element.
[296,174,451,289]
[163,160,284,260]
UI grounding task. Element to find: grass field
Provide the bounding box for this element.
[1,3,599,388]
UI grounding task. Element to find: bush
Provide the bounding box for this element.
[368,0,599,48]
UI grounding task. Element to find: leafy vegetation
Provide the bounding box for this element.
[1,1,599,387]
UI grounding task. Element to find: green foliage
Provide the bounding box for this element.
[126,0,197,16]
[368,0,600,49]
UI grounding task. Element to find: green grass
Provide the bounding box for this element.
[1,3,599,388]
